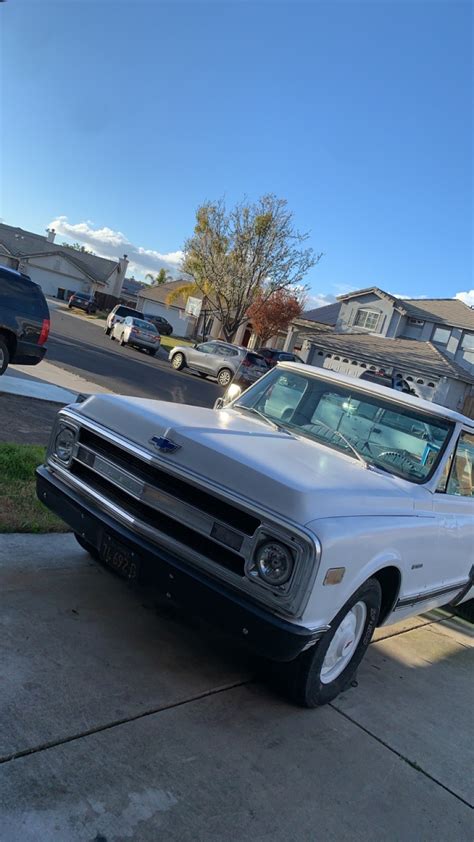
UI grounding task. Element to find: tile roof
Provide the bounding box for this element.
[0,223,119,285]
[307,332,474,383]
[300,301,341,325]
[122,277,147,294]
[137,279,198,308]
[400,298,474,330]
[305,287,474,332]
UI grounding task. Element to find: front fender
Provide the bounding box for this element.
[302,516,407,628]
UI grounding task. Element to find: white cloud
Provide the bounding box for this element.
[48,216,184,279]
[304,293,337,311]
[455,290,474,307]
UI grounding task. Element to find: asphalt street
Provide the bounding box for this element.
[47,304,222,407]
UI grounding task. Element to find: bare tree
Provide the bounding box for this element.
[175,195,321,341]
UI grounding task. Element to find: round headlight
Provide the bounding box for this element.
[55,427,75,463]
[255,541,294,586]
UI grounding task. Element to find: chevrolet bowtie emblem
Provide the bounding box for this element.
[150,436,181,454]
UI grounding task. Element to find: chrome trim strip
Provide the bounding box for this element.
[395,580,470,609]
[73,442,253,556]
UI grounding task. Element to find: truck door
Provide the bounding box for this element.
[432,429,474,601]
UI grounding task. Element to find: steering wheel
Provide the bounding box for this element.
[378,449,419,474]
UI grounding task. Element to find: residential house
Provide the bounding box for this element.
[282,286,474,414]
[137,281,253,343]
[137,281,201,337]
[0,223,128,301]
[121,276,147,305]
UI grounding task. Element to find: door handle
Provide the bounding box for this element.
[372,428,381,434]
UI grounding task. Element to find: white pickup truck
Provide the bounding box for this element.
[37,364,474,707]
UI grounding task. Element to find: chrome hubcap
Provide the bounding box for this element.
[320,601,367,684]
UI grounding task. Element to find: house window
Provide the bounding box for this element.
[432,325,451,345]
[408,317,424,326]
[354,308,380,331]
[461,332,474,351]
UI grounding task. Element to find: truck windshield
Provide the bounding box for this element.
[235,369,454,483]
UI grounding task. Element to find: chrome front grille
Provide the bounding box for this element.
[47,412,320,617]
[55,423,263,582]
[70,459,246,575]
[78,428,260,536]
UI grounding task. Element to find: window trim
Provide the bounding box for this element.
[432,325,452,345]
[461,332,474,351]
[436,428,474,497]
[353,307,381,332]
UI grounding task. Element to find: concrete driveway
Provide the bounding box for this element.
[1,534,472,841]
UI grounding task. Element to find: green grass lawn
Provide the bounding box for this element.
[84,310,107,321]
[0,444,69,533]
[159,335,194,351]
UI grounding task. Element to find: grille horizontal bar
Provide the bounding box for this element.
[71,461,245,576]
[78,428,260,536]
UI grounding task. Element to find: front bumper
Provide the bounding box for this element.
[37,466,323,661]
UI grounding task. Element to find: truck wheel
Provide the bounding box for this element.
[280,578,382,708]
[104,326,111,336]
[120,334,126,347]
[0,336,10,375]
[0,337,10,375]
[74,533,100,561]
[217,368,232,387]
[172,352,185,370]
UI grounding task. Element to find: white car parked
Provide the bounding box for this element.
[37,364,474,707]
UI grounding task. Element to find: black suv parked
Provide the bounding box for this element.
[0,266,50,375]
[144,314,173,336]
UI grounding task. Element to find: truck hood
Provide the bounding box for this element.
[72,395,419,523]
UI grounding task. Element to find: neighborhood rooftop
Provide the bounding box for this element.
[0,223,120,286]
[300,301,341,326]
[138,279,191,308]
[332,286,474,330]
[305,331,474,383]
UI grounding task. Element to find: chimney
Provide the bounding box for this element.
[46,228,56,243]
[111,253,129,298]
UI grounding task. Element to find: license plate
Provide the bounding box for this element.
[100,535,140,580]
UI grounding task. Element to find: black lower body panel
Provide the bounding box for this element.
[36,466,322,661]
[13,340,46,366]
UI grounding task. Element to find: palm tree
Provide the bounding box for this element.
[145,268,172,286]
[167,279,214,339]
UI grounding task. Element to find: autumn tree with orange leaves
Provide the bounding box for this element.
[247,288,305,346]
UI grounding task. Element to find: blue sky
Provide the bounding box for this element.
[1,0,472,306]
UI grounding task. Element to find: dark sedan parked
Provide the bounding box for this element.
[68,292,97,314]
[0,266,50,375]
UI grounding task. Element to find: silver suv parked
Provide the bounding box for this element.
[169,340,268,387]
